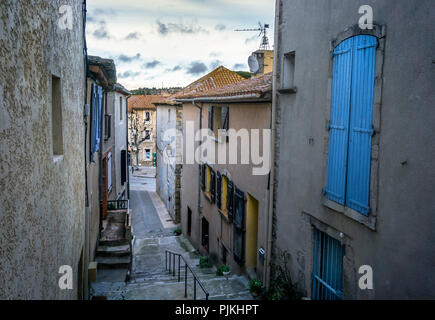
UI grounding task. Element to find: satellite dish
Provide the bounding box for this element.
[248,54,259,73]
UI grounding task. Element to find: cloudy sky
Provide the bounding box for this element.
[86,0,275,90]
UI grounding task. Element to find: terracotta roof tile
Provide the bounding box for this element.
[128,95,163,112]
[177,72,272,100]
[164,66,245,101]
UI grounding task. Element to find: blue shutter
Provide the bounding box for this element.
[95,85,103,152]
[325,38,354,205]
[90,84,97,162]
[346,35,376,215]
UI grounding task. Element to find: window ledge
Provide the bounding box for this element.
[278,86,297,94]
[53,155,64,163]
[322,197,376,231]
[204,191,212,203]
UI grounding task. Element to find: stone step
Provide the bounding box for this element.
[96,256,131,269]
[97,244,131,257]
[99,238,130,247]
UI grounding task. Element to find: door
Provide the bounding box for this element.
[102,155,108,219]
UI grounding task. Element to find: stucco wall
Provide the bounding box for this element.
[273,0,435,299]
[156,105,178,220]
[181,101,271,279]
[0,0,86,299]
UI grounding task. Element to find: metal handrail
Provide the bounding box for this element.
[165,250,209,300]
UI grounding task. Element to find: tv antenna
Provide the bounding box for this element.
[235,22,270,50]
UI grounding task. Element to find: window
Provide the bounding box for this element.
[227,180,234,222]
[312,228,344,300]
[201,217,209,250]
[107,152,112,192]
[104,114,111,140]
[90,84,103,161]
[217,173,229,218]
[233,187,245,265]
[187,207,192,235]
[325,35,377,216]
[201,164,216,203]
[208,106,229,138]
[145,112,151,123]
[281,51,296,91]
[51,75,63,156]
[119,97,123,121]
[144,129,151,141]
[145,149,151,160]
[121,150,127,184]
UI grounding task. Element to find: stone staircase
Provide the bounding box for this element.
[90,234,254,300]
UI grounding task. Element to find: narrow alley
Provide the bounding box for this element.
[90,167,253,300]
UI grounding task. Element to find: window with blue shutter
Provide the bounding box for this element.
[325,35,376,216]
[90,84,103,162]
[227,180,234,223]
[312,228,344,300]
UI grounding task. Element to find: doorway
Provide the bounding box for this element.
[246,194,259,268]
[201,217,209,251]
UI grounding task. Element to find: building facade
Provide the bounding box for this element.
[176,70,273,280]
[128,95,159,167]
[271,0,435,299]
[0,0,87,299]
[156,66,245,224]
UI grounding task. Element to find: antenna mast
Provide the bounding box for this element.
[235,22,270,50]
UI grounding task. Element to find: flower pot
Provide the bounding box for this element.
[223,271,230,276]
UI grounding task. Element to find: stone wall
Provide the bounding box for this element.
[0,0,86,299]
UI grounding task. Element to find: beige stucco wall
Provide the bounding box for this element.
[128,108,156,166]
[0,0,86,299]
[181,101,271,279]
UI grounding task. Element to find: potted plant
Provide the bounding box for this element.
[216,265,230,276]
[249,278,263,297]
[199,256,211,268]
[173,228,182,236]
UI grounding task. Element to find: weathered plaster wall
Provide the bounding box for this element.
[156,105,178,220]
[112,91,128,199]
[273,0,435,299]
[0,0,86,299]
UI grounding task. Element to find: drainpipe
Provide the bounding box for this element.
[192,100,203,249]
[126,95,131,200]
[264,0,281,290]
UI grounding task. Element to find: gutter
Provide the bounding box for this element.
[175,93,269,104]
[265,0,281,290]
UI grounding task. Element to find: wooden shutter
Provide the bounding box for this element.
[227,180,234,222]
[210,169,216,203]
[208,106,214,131]
[201,164,206,191]
[216,171,222,209]
[121,150,126,184]
[233,187,245,264]
[325,37,353,205]
[345,35,376,215]
[221,107,229,130]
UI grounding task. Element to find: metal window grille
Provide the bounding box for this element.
[312,228,344,300]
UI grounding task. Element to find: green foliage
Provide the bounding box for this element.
[130,87,182,96]
[236,71,252,79]
[216,265,230,276]
[199,256,211,268]
[173,228,182,236]
[249,278,263,294]
[262,248,303,300]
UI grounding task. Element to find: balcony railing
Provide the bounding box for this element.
[107,199,128,210]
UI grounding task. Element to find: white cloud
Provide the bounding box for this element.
[86,0,275,89]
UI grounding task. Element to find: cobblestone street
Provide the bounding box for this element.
[91,168,253,300]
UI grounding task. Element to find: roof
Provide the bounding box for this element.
[114,83,131,96]
[128,95,163,112]
[175,72,272,101]
[88,55,117,85]
[164,66,245,102]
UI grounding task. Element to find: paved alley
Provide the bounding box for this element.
[90,167,253,300]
